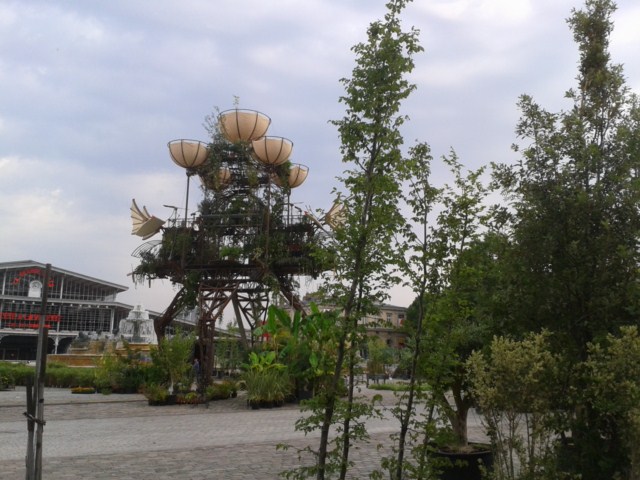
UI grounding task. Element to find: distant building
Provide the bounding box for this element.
[361,304,407,349]
[0,260,160,360]
[301,294,408,349]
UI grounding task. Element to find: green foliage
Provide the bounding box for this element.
[254,305,340,396]
[491,1,640,477]
[215,337,243,375]
[150,331,196,393]
[574,326,640,479]
[142,382,170,402]
[399,154,495,453]
[493,0,640,355]
[204,380,237,401]
[0,371,15,389]
[0,361,33,386]
[0,361,96,389]
[297,2,424,478]
[241,351,292,407]
[365,337,393,376]
[467,332,560,480]
[328,0,422,305]
[281,394,383,480]
[176,391,200,404]
[45,364,95,388]
[94,344,149,393]
[219,245,243,260]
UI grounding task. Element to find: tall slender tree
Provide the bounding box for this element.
[493,0,640,477]
[310,1,422,478]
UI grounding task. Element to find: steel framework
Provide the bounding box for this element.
[131,109,330,388]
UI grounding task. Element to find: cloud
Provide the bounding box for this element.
[1,0,638,313]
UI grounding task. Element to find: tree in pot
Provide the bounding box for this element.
[408,156,503,479]
[418,244,497,480]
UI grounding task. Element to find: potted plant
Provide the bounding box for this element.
[205,380,237,401]
[410,234,504,479]
[254,305,338,401]
[149,331,196,394]
[419,294,493,480]
[176,391,200,405]
[143,383,171,406]
[241,350,292,409]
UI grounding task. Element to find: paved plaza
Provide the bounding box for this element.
[0,386,486,479]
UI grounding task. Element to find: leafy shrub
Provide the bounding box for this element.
[142,383,169,402]
[0,372,15,389]
[205,380,236,401]
[176,391,200,404]
[243,366,292,407]
[150,331,196,393]
[0,362,34,386]
[94,345,149,393]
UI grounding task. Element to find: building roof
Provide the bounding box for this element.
[0,260,129,293]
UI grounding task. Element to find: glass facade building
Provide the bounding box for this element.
[0,260,155,360]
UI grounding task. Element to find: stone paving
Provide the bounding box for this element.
[0,386,487,479]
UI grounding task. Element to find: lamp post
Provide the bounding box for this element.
[168,140,209,226]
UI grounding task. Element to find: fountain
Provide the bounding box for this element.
[118,304,157,345]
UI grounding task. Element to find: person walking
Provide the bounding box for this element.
[192,358,200,387]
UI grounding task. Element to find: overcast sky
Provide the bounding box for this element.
[1,0,639,313]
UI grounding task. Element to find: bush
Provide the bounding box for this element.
[205,380,237,401]
[44,366,75,387]
[467,332,560,480]
[176,391,200,404]
[94,347,149,393]
[142,383,170,402]
[0,372,15,389]
[243,367,292,407]
[0,362,34,386]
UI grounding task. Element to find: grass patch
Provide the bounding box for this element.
[367,382,429,392]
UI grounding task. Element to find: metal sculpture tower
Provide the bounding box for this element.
[130,108,328,387]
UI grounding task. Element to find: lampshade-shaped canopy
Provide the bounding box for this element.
[251,136,293,166]
[287,164,309,188]
[219,109,271,143]
[168,140,209,169]
[271,163,308,188]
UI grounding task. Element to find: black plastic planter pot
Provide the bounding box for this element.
[433,444,493,480]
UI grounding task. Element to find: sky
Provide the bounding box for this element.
[1,0,639,314]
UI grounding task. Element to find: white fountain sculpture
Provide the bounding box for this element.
[118,304,157,344]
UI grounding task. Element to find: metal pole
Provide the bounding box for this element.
[184,173,191,227]
[25,377,35,480]
[33,263,50,480]
[33,328,48,480]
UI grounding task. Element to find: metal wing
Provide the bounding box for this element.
[131,199,165,240]
[324,202,346,230]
